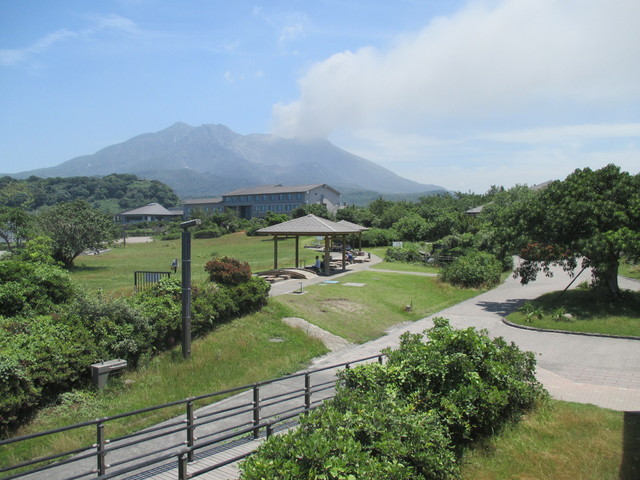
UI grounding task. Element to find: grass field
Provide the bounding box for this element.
[461,399,638,479]
[506,288,640,337]
[71,233,322,296]
[277,270,481,343]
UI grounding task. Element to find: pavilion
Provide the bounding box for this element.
[256,214,364,275]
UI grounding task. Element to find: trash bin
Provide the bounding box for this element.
[91,359,128,389]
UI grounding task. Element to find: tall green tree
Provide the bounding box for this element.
[509,164,640,297]
[0,206,33,251]
[37,200,118,267]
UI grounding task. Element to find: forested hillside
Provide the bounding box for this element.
[0,174,180,213]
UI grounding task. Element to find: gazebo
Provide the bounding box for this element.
[256,214,361,275]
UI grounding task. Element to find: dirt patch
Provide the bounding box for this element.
[319,298,365,314]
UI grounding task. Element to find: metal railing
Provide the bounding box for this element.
[133,271,172,293]
[1,354,385,480]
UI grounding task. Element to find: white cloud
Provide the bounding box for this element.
[0,29,76,66]
[0,14,141,67]
[272,0,640,138]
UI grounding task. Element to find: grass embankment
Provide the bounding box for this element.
[71,233,321,296]
[278,270,480,343]
[507,288,640,337]
[0,302,328,469]
[462,400,638,479]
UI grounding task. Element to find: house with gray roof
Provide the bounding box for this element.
[115,203,182,224]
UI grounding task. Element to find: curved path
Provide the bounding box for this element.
[275,258,640,412]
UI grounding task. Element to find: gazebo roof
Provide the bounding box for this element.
[256,214,360,236]
[337,220,369,232]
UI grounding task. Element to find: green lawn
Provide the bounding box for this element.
[507,288,640,337]
[461,400,637,480]
[276,270,483,343]
[71,233,321,296]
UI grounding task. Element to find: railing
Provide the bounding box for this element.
[1,354,385,480]
[133,271,172,293]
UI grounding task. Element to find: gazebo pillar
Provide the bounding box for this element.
[341,235,347,269]
[295,236,300,268]
[323,236,331,275]
[273,235,278,269]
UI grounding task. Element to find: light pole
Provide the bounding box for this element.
[180,219,201,359]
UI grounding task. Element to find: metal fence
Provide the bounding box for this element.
[0,354,385,480]
[133,271,172,293]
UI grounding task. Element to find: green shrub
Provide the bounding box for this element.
[341,318,545,444]
[384,242,427,263]
[241,388,457,480]
[204,256,252,285]
[361,228,397,247]
[0,259,74,316]
[0,316,100,433]
[440,250,502,288]
[242,319,545,479]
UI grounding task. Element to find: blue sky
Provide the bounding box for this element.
[1,0,639,193]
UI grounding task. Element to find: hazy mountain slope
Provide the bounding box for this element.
[11,123,445,197]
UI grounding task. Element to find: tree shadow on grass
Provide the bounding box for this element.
[71,264,109,273]
[620,411,640,479]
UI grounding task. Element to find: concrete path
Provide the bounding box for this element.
[273,257,640,412]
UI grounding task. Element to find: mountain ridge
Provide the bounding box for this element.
[7,123,446,198]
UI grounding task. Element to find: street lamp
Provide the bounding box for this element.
[180,219,201,359]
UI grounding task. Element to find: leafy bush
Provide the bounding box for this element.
[440,250,502,288]
[341,318,545,444]
[361,227,397,247]
[0,259,74,317]
[204,256,252,285]
[0,316,100,433]
[241,387,457,480]
[242,319,545,479]
[384,242,427,263]
[193,226,223,239]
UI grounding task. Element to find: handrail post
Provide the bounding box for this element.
[252,384,260,439]
[96,421,106,476]
[378,355,384,364]
[178,451,188,480]
[304,373,311,411]
[186,400,195,462]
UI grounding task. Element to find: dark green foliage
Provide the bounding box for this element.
[385,242,428,263]
[440,250,502,288]
[361,227,397,247]
[0,174,179,213]
[489,165,640,297]
[205,256,252,285]
[0,316,100,433]
[241,388,457,480]
[242,319,545,479]
[0,258,74,317]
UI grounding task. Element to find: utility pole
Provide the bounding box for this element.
[180,219,201,359]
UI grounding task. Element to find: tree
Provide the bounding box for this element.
[37,200,118,267]
[510,165,640,297]
[0,206,33,251]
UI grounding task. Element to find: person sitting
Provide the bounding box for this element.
[311,255,322,272]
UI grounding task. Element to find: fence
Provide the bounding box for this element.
[133,271,172,293]
[0,354,385,480]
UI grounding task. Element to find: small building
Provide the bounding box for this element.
[114,203,182,224]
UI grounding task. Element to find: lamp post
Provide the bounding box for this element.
[180,219,201,359]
